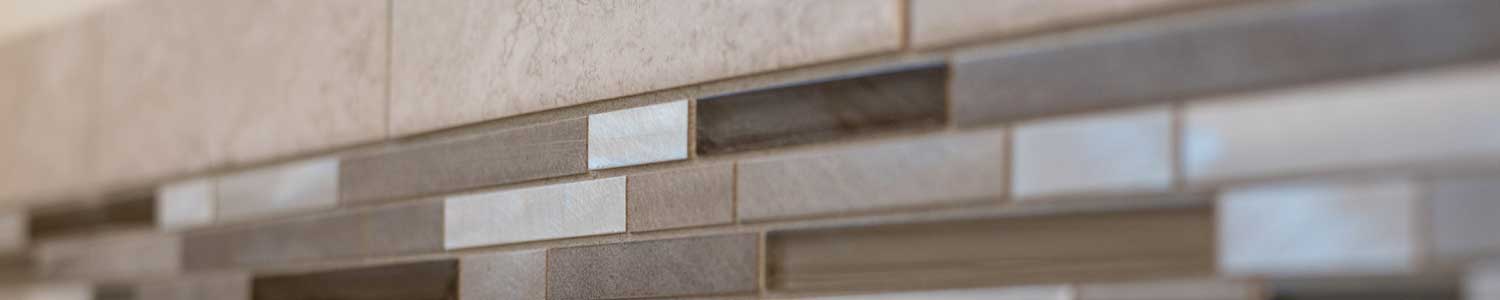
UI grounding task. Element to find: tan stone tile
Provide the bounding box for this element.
[460,250,544,300]
[0,24,100,209]
[548,234,758,300]
[627,164,734,232]
[135,272,250,300]
[33,230,181,281]
[214,158,338,223]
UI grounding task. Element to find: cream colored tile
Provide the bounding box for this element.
[155,178,214,230]
[390,0,902,135]
[214,159,338,223]
[1013,106,1172,199]
[1217,178,1420,277]
[588,100,688,170]
[444,177,626,249]
[909,0,1229,48]
[0,24,100,209]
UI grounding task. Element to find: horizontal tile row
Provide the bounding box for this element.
[156,158,338,230]
[789,278,1260,300]
[32,230,180,281]
[444,177,626,250]
[253,260,456,300]
[183,201,442,270]
[907,0,1229,48]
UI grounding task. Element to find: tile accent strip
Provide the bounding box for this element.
[588,100,689,170]
[183,201,443,270]
[215,159,338,223]
[1012,106,1173,200]
[626,164,735,232]
[28,196,153,239]
[251,260,457,300]
[909,0,1228,48]
[460,250,545,300]
[547,234,759,300]
[444,177,626,249]
[33,230,181,281]
[135,273,250,300]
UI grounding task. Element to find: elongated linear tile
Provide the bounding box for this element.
[767,207,1214,293]
[391,0,901,135]
[0,283,92,300]
[33,230,180,281]
[589,101,688,170]
[627,164,734,232]
[697,64,946,155]
[183,201,442,270]
[1429,176,1500,268]
[951,0,1500,126]
[252,260,457,300]
[136,273,249,300]
[28,196,153,238]
[1076,278,1263,300]
[341,118,587,205]
[156,179,214,230]
[1183,63,1500,184]
[909,0,1229,48]
[548,234,758,300]
[790,285,1068,300]
[1471,260,1500,300]
[460,250,545,300]
[445,177,625,249]
[0,211,23,255]
[216,159,338,223]
[737,130,1006,221]
[1217,178,1420,277]
[1012,106,1172,199]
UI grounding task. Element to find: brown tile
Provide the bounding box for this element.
[460,250,545,300]
[29,196,153,239]
[765,207,1215,294]
[136,273,251,300]
[340,118,588,204]
[547,234,758,300]
[737,130,1006,221]
[696,64,946,155]
[627,165,735,232]
[183,201,442,270]
[950,0,1500,126]
[252,260,457,300]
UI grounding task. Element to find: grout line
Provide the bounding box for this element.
[1170,102,1186,192]
[1412,177,1435,271]
[899,0,912,50]
[731,162,740,224]
[758,230,769,297]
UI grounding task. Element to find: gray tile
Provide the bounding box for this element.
[136,273,250,300]
[1217,178,1420,277]
[909,0,1228,48]
[737,130,1006,221]
[252,260,457,300]
[0,211,24,255]
[697,65,947,155]
[444,177,625,249]
[588,100,689,170]
[33,230,181,281]
[1012,106,1173,199]
[340,118,588,205]
[789,286,1068,300]
[460,250,545,300]
[156,178,215,230]
[547,234,758,300]
[183,201,442,270]
[1430,176,1500,267]
[951,0,1500,126]
[627,164,735,232]
[216,158,338,223]
[0,283,93,300]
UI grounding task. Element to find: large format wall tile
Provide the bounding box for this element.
[445,177,625,249]
[183,201,442,270]
[766,207,1214,293]
[1183,63,1500,184]
[696,65,947,155]
[547,234,758,300]
[951,0,1500,127]
[216,159,338,223]
[155,179,214,230]
[909,0,1228,48]
[33,230,180,281]
[460,250,545,300]
[737,130,1006,221]
[252,260,457,300]
[1217,178,1420,277]
[341,118,587,204]
[1012,106,1173,199]
[0,25,99,209]
[390,0,902,135]
[627,164,734,232]
[589,101,688,170]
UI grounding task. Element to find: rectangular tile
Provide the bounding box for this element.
[1217,178,1420,277]
[33,230,180,281]
[1076,278,1262,300]
[696,64,946,155]
[444,177,625,249]
[28,196,153,238]
[1183,63,1500,184]
[737,130,1006,221]
[460,250,545,300]
[766,207,1214,293]
[341,118,588,205]
[390,0,901,135]
[252,260,457,300]
[1429,176,1500,268]
[136,273,250,300]
[217,159,338,223]
[156,178,215,230]
[1012,106,1172,199]
[589,100,688,170]
[183,201,442,270]
[1471,260,1500,300]
[790,286,1069,300]
[909,0,1227,48]
[0,283,92,300]
[627,164,734,232]
[951,0,1500,126]
[547,234,758,300]
[0,211,23,255]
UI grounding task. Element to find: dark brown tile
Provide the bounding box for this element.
[627,164,735,232]
[765,207,1215,294]
[547,234,758,300]
[696,64,946,155]
[340,118,588,204]
[951,0,1500,126]
[29,195,154,238]
[252,260,457,300]
[183,201,442,270]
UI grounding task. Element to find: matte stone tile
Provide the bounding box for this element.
[737,129,1006,221]
[390,0,901,135]
[0,211,24,255]
[547,234,758,300]
[1076,278,1263,300]
[766,207,1214,293]
[1429,176,1500,267]
[28,196,153,238]
[444,177,625,249]
[1012,106,1173,200]
[789,286,1068,300]
[156,178,215,230]
[0,283,92,300]
[33,230,180,281]
[0,25,99,210]
[341,118,588,205]
[216,159,338,223]
[1217,178,1420,277]
[252,260,457,300]
[1470,260,1500,300]
[909,0,1229,48]
[460,250,545,300]
[1183,63,1500,185]
[589,100,688,170]
[627,164,734,232]
[951,0,1500,126]
[183,201,442,270]
[697,65,947,155]
[136,273,250,300]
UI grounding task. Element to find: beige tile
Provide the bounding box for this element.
[627,164,735,232]
[1217,178,1420,277]
[33,230,181,281]
[135,272,250,300]
[444,177,626,249]
[390,0,902,135]
[548,234,759,300]
[1013,106,1172,199]
[215,159,338,223]
[0,24,100,209]
[789,286,1070,300]
[183,201,443,270]
[909,0,1228,48]
[155,178,214,230]
[589,100,689,170]
[1184,63,1500,185]
[737,130,1007,221]
[460,250,545,300]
